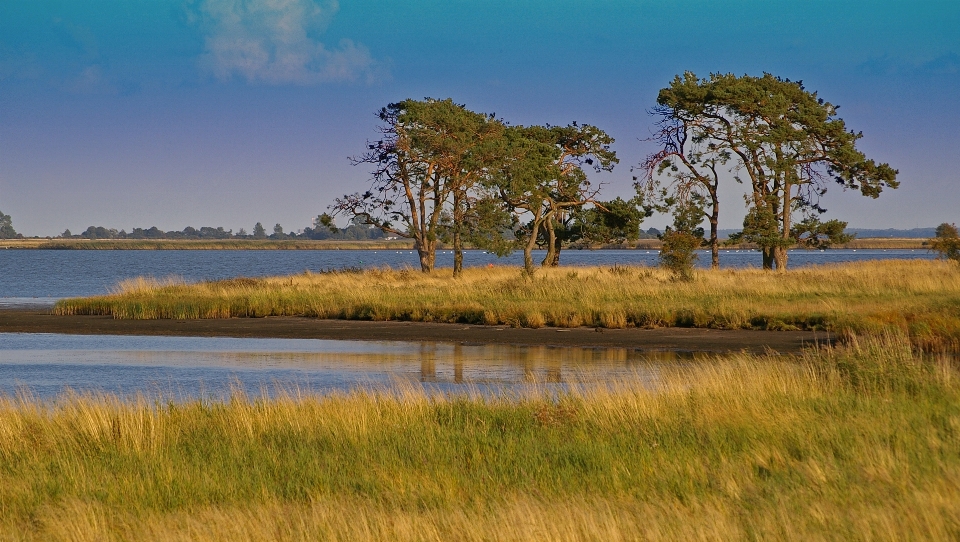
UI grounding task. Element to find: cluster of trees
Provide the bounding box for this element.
[325,99,650,275]
[58,221,384,241]
[326,73,899,274]
[640,72,898,270]
[0,210,21,239]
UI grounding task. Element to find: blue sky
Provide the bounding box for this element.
[1,0,958,236]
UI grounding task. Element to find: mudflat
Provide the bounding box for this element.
[0,309,831,353]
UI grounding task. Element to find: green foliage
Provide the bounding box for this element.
[791,217,853,249]
[651,72,898,270]
[573,197,649,245]
[659,230,701,281]
[333,98,505,272]
[252,222,267,239]
[931,222,960,262]
[0,210,20,239]
[658,202,704,280]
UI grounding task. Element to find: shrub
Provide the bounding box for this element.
[930,222,960,263]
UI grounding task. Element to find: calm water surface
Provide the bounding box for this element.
[0,248,936,305]
[0,333,683,401]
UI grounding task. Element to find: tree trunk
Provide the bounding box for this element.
[523,229,538,276]
[761,247,775,270]
[541,218,557,267]
[709,211,719,270]
[416,238,436,273]
[773,246,788,271]
[550,237,561,266]
[452,190,464,277]
[453,229,463,277]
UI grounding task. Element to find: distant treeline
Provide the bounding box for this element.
[697,228,938,240]
[60,219,386,241]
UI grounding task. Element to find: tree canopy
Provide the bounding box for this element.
[644,72,898,270]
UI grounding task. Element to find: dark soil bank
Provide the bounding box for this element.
[0,310,831,353]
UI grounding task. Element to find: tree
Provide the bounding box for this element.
[642,76,733,269]
[571,197,649,246]
[331,99,504,273]
[405,99,504,275]
[487,123,617,274]
[647,72,898,271]
[0,210,19,239]
[252,222,266,239]
[791,217,853,249]
[931,223,960,263]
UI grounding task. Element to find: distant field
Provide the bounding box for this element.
[0,237,928,250]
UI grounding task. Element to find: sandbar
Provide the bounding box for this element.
[0,309,832,353]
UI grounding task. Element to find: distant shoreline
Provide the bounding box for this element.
[0,238,929,250]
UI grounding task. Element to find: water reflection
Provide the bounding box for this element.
[0,333,693,401]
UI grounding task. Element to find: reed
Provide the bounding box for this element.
[55,260,960,349]
[1,337,958,540]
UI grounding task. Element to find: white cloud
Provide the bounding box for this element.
[193,0,383,85]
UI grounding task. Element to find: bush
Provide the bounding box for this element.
[659,229,700,280]
[931,222,960,263]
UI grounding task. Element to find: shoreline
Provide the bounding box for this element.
[0,238,928,250]
[0,309,832,353]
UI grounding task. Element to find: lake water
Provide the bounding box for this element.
[0,248,936,304]
[0,333,678,401]
[0,248,932,400]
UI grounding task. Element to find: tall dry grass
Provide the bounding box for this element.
[1,337,959,540]
[55,260,960,349]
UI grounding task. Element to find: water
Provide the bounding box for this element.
[0,248,937,304]
[0,333,676,401]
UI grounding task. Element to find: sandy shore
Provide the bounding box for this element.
[0,309,831,353]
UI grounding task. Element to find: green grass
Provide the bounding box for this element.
[55,260,960,351]
[0,336,958,540]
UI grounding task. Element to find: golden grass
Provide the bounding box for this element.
[1,337,959,540]
[56,260,960,349]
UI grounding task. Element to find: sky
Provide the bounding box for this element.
[1,0,958,236]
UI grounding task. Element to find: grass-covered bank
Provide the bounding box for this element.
[55,260,960,351]
[1,337,958,540]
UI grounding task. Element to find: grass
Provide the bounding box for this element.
[1,336,958,540]
[55,259,960,350]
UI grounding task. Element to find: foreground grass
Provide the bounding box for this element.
[56,260,960,350]
[1,336,958,540]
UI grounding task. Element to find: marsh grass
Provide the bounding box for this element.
[1,337,959,540]
[56,260,960,350]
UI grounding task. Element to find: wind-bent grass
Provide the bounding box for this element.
[56,260,960,349]
[1,336,959,540]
